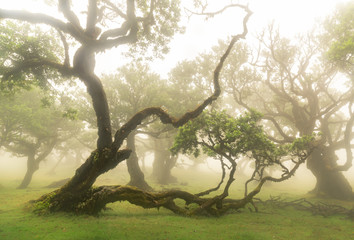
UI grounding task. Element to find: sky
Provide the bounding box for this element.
[1,0,351,76]
[152,0,351,76]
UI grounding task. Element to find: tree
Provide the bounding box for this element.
[164,14,354,200]
[0,88,78,188]
[78,63,168,190]
[152,133,178,185]
[0,1,254,215]
[171,110,313,212]
[323,1,354,76]
[0,20,63,90]
[228,27,354,200]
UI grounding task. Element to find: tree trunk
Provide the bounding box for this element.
[152,138,177,185]
[74,46,112,150]
[126,133,152,190]
[17,153,38,189]
[307,147,353,200]
[28,11,252,214]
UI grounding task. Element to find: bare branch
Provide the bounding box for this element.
[263,115,295,143]
[334,108,354,171]
[56,29,70,67]
[185,3,249,18]
[101,0,127,19]
[1,60,76,82]
[196,156,227,197]
[97,0,138,50]
[58,0,82,29]
[112,5,252,151]
[0,9,89,44]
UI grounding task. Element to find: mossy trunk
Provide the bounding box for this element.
[307,147,353,200]
[29,8,252,215]
[33,147,131,213]
[126,133,152,190]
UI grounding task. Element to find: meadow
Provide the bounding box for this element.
[0,167,353,240]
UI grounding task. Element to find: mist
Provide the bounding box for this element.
[0,1,353,240]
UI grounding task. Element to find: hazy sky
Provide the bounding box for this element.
[1,0,350,75]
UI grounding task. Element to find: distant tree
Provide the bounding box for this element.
[0,88,78,188]
[323,1,354,76]
[227,27,354,200]
[151,133,178,185]
[102,63,170,190]
[0,1,254,215]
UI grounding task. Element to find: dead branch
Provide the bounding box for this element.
[255,196,354,220]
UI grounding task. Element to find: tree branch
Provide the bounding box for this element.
[1,60,76,81]
[58,0,82,29]
[86,0,98,34]
[112,5,252,151]
[0,9,89,44]
[334,109,353,171]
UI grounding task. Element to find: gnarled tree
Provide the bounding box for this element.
[228,26,354,200]
[170,110,314,214]
[0,87,79,189]
[0,1,256,215]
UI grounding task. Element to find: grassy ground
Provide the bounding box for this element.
[0,169,353,240]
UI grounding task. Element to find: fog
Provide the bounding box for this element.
[1,148,353,195]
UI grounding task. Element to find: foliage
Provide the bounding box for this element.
[171,110,310,162]
[171,109,314,200]
[0,87,81,187]
[125,0,185,60]
[102,62,168,130]
[324,0,354,73]
[0,88,59,146]
[0,20,62,90]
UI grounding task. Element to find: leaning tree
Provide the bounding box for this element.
[0,1,263,215]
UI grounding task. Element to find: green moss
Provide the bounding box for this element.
[32,191,57,215]
[92,150,99,162]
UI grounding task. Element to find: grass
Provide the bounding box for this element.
[0,169,353,240]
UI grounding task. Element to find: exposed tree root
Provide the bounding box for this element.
[254,196,354,220]
[32,183,267,217]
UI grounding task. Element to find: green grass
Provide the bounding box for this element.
[0,179,353,240]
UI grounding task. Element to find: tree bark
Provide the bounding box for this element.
[17,152,38,189]
[29,4,253,214]
[74,45,112,150]
[152,137,177,185]
[126,132,152,190]
[307,147,353,200]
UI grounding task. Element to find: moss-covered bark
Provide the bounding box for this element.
[33,182,265,216]
[307,147,354,200]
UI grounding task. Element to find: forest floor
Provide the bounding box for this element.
[0,167,353,240]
